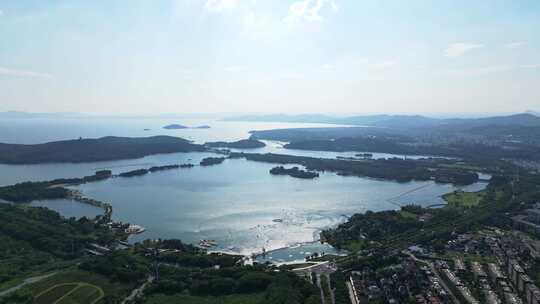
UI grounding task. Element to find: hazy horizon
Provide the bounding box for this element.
[1,109,539,119]
[1,0,539,115]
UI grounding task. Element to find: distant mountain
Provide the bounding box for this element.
[525,110,540,117]
[0,111,88,119]
[0,136,205,164]
[443,113,540,128]
[163,124,189,129]
[225,113,441,127]
[226,113,540,129]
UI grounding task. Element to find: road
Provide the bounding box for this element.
[345,280,359,304]
[0,272,57,297]
[324,273,336,304]
[121,275,154,304]
[403,250,460,304]
[316,274,326,304]
[294,262,337,304]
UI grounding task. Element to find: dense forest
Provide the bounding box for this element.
[0,136,205,164]
[200,157,226,166]
[322,172,540,254]
[230,152,478,184]
[205,139,266,149]
[0,203,321,304]
[0,204,115,284]
[282,137,540,162]
[269,166,319,179]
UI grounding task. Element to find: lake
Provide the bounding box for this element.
[72,156,485,260]
[0,117,442,186]
[0,117,487,263]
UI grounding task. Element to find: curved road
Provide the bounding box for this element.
[0,272,57,297]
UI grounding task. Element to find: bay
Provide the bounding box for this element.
[0,117,487,262]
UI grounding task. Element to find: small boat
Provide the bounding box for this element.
[125,224,146,234]
[272,218,283,223]
[198,239,217,248]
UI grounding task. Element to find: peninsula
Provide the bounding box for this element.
[0,136,205,164]
[205,139,266,149]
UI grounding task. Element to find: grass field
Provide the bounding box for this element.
[22,269,133,304]
[399,210,418,220]
[34,283,104,304]
[59,284,103,304]
[144,293,265,304]
[34,283,78,304]
[443,191,484,208]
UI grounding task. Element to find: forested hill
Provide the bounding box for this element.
[0,136,205,164]
[229,112,540,129]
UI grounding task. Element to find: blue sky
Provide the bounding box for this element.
[0,0,539,114]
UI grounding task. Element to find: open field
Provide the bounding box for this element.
[35,283,78,304]
[443,191,484,208]
[23,269,133,303]
[34,282,104,304]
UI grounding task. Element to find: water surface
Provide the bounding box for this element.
[72,157,487,257]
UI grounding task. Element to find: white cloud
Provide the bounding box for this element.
[505,41,527,49]
[0,66,53,79]
[444,64,540,76]
[371,61,397,69]
[205,0,240,11]
[520,64,540,69]
[444,43,483,57]
[243,12,272,34]
[283,0,338,27]
[224,65,247,72]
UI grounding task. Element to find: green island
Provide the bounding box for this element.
[269,166,319,179]
[205,139,266,149]
[2,119,540,303]
[229,152,480,185]
[200,157,227,166]
[0,136,205,164]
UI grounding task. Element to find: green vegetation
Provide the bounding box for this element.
[34,283,78,304]
[0,204,119,292]
[443,190,485,208]
[205,139,266,149]
[281,136,540,162]
[0,163,192,203]
[119,164,194,177]
[118,168,149,177]
[1,269,133,304]
[319,275,332,304]
[247,113,540,161]
[0,170,112,203]
[200,157,226,166]
[321,207,424,250]
[269,166,319,179]
[97,239,321,304]
[230,152,479,184]
[0,136,205,164]
[330,272,350,304]
[0,181,69,203]
[79,251,149,283]
[323,171,540,265]
[32,282,104,304]
[58,284,104,304]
